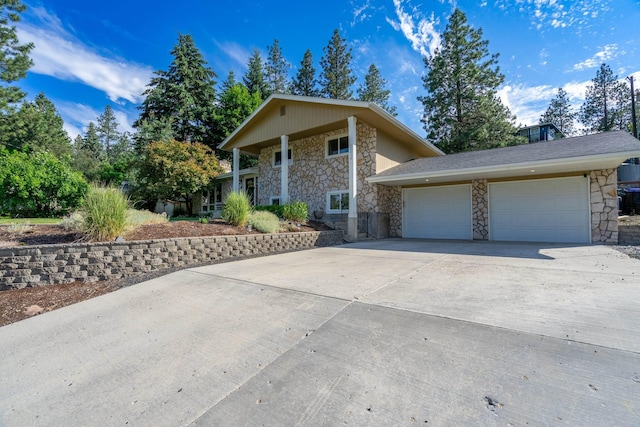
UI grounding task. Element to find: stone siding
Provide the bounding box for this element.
[619,224,640,245]
[257,122,378,214]
[590,169,618,244]
[0,231,344,291]
[379,185,402,237]
[472,179,489,240]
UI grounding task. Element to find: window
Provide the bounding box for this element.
[201,183,223,213]
[273,149,292,166]
[326,191,349,213]
[326,135,349,157]
[270,196,281,206]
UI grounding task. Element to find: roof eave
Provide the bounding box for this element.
[367,150,640,185]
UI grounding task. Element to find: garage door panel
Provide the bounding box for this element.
[403,185,472,240]
[489,177,590,243]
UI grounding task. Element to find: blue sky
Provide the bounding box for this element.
[14,0,640,140]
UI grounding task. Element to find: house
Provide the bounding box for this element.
[218,94,640,244]
[518,122,564,143]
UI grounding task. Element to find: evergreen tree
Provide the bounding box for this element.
[2,92,71,158]
[82,122,103,158]
[319,29,356,100]
[133,116,174,152]
[265,39,290,94]
[135,33,218,145]
[71,133,102,182]
[0,0,33,111]
[97,105,120,160]
[357,63,397,116]
[290,49,320,97]
[540,88,576,136]
[419,9,521,153]
[216,71,262,168]
[243,49,269,100]
[579,64,631,133]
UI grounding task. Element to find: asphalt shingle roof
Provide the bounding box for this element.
[374,130,640,178]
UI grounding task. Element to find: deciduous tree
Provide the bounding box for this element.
[290,49,320,97]
[319,29,356,100]
[357,63,397,116]
[579,64,631,133]
[540,88,576,136]
[0,148,87,217]
[419,9,522,153]
[136,140,223,215]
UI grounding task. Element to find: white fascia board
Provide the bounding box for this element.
[367,150,640,184]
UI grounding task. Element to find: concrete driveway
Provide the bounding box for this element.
[1,239,639,426]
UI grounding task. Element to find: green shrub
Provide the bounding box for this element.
[282,201,308,222]
[199,217,209,224]
[82,185,130,241]
[254,204,285,218]
[248,211,280,233]
[60,212,85,231]
[222,191,251,226]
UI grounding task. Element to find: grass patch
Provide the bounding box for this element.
[82,185,130,241]
[0,218,60,225]
[248,211,281,233]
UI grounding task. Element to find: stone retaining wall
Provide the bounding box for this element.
[0,231,345,291]
[619,224,640,245]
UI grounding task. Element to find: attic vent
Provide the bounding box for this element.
[280,105,286,116]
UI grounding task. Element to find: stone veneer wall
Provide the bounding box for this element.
[0,231,345,291]
[590,169,618,244]
[257,122,378,214]
[379,185,402,237]
[472,179,489,240]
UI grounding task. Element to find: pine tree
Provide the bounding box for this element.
[2,92,71,158]
[97,105,120,160]
[265,39,290,94]
[0,0,33,111]
[135,33,218,145]
[419,9,521,153]
[357,64,397,116]
[579,64,631,133]
[540,88,576,136]
[71,134,102,182]
[290,49,320,97]
[82,122,103,158]
[319,29,356,100]
[243,49,269,100]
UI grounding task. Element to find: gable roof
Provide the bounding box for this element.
[368,131,640,186]
[219,94,444,156]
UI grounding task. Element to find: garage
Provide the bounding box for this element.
[488,177,590,243]
[403,185,472,239]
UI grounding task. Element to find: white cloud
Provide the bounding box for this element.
[213,40,252,69]
[56,101,136,140]
[351,0,372,26]
[386,0,440,57]
[573,44,620,70]
[16,7,153,104]
[498,83,557,126]
[495,0,611,32]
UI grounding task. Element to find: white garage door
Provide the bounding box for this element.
[489,177,590,243]
[403,185,472,239]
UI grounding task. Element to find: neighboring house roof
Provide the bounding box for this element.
[215,167,259,180]
[219,94,444,157]
[369,131,640,186]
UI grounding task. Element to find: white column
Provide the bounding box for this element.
[232,147,240,193]
[280,135,289,203]
[347,116,358,240]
